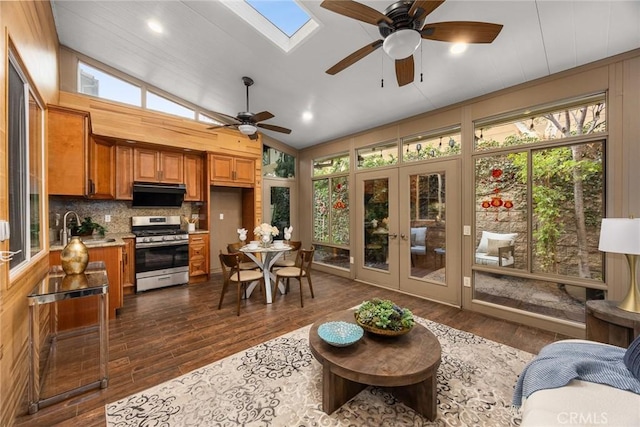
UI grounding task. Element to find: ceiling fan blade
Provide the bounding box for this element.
[207,123,237,131]
[395,56,415,87]
[409,1,445,22]
[326,40,383,75]
[251,111,275,123]
[320,0,392,26]
[257,123,292,134]
[421,21,503,44]
[202,109,240,126]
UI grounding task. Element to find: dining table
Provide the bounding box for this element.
[239,243,292,303]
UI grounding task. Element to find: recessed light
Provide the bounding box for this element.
[450,43,467,55]
[147,20,164,34]
[302,111,313,122]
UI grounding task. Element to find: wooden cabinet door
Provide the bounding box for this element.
[49,246,123,329]
[159,151,183,183]
[47,106,88,196]
[209,154,234,182]
[234,158,255,184]
[88,136,115,199]
[184,153,203,201]
[115,145,134,199]
[122,237,136,294]
[189,233,209,281]
[134,148,159,182]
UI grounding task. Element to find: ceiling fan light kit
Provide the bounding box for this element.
[238,123,258,135]
[383,29,421,60]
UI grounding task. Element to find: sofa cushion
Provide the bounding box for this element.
[624,334,640,379]
[487,238,512,256]
[476,231,517,253]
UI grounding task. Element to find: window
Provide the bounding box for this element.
[263,145,295,178]
[472,95,606,323]
[356,141,397,169]
[246,0,310,37]
[8,53,44,272]
[78,62,141,107]
[402,128,461,162]
[312,154,350,269]
[146,91,195,119]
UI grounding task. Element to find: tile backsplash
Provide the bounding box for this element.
[49,196,198,236]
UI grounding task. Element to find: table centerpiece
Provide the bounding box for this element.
[254,223,279,247]
[354,298,415,336]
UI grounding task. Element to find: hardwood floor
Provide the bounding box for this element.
[15,270,569,426]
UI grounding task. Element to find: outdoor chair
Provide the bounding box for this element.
[410,226,427,266]
[475,231,517,267]
[274,246,315,307]
[218,251,265,316]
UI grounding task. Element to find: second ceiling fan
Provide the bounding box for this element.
[321,0,503,87]
[207,76,291,140]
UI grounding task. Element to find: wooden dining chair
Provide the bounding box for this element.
[218,251,265,316]
[273,246,315,307]
[273,240,302,268]
[227,242,259,270]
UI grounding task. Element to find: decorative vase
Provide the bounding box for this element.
[61,236,89,274]
[261,234,273,248]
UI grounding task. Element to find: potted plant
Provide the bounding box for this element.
[354,298,415,335]
[70,216,107,237]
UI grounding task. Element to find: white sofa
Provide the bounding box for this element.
[519,340,640,426]
[475,230,517,267]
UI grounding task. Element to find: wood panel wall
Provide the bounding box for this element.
[0,2,59,424]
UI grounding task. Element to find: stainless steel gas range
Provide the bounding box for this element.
[131,216,189,292]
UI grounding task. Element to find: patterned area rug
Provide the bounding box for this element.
[106,317,532,426]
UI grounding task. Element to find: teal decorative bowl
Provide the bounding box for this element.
[318,321,364,347]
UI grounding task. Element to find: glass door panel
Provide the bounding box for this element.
[263,178,296,241]
[400,160,460,305]
[356,169,399,287]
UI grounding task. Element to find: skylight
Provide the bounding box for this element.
[245,0,310,37]
[220,0,319,53]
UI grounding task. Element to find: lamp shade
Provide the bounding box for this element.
[238,124,257,135]
[598,218,640,255]
[382,29,421,60]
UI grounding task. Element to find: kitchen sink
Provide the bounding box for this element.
[81,237,116,245]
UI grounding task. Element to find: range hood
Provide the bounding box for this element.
[132,182,186,208]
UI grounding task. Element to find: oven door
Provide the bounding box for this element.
[135,241,189,275]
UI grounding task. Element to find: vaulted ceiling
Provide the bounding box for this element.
[50,1,640,149]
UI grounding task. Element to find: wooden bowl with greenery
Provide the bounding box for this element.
[354,298,415,336]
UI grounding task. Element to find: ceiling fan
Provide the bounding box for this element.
[321,0,503,87]
[207,76,291,140]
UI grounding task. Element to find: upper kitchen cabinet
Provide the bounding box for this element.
[134,147,183,184]
[48,106,87,196]
[209,154,255,187]
[184,153,203,201]
[115,145,134,200]
[48,106,114,198]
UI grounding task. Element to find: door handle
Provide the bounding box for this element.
[388,233,398,239]
[400,233,408,240]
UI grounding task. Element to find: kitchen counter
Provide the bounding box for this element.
[49,232,133,251]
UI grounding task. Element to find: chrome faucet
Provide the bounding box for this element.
[62,211,80,246]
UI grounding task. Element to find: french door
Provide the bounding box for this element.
[356,159,461,306]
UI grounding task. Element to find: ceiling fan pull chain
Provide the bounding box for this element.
[420,42,423,82]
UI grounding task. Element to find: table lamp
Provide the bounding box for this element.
[598,218,640,313]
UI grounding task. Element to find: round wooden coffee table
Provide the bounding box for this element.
[309,309,441,420]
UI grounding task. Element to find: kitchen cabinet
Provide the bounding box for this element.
[209,154,255,187]
[184,153,204,201]
[134,147,183,184]
[115,145,134,199]
[88,136,116,199]
[189,233,209,283]
[48,106,115,198]
[47,106,89,196]
[49,245,123,330]
[122,237,136,294]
